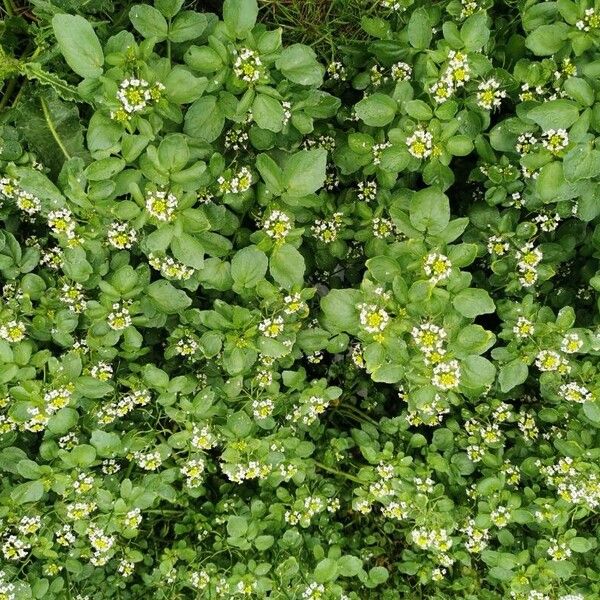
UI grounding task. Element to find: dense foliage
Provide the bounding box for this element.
[1,0,600,598]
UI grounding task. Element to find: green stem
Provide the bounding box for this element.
[314,460,363,484]
[2,0,14,16]
[0,78,17,111]
[344,403,379,426]
[39,95,71,160]
[167,18,172,65]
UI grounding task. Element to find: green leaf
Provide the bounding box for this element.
[407,9,432,49]
[568,537,593,553]
[129,5,168,40]
[52,14,104,78]
[184,96,225,142]
[253,94,284,132]
[563,77,594,106]
[283,148,327,197]
[227,515,248,537]
[254,535,274,550]
[525,23,570,56]
[315,558,338,583]
[368,566,389,585]
[147,280,192,313]
[227,411,252,436]
[168,11,208,43]
[563,144,600,181]
[455,324,495,355]
[270,244,306,289]
[371,364,404,383]
[405,100,432,120]
[447,135,474,156]
[223,0,258,37]
[256,154,284,195]
[366,256,401,283]
[453,288,495,318]
[71,444,97,467]
[75,376,113,398]
[90,430,122,456]
[527,99,579,130]
[461,12,490,51]
[156,0,185,18]
[355,93,397,127]
[231,245,268,288]
[409,186,450,234]
[338,555,363,577]
[184,46,224,73]
[462,356,496,389]
[276,44,324,86]
[63,246,93,282]
[11,480,44,504]
[583,401,600,424]
[14,90,86,177]
[320,289,361,334]
[158,134,189,172]
[164,67,207,105]
[171,232,205,269]
[499,359,529,392]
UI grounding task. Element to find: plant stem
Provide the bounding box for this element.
[2,0,15,17]
[344,403,379,426]
[39,95,72,160]
[313,460,363,484]
[0,78,17,111]
[167,18,172,65]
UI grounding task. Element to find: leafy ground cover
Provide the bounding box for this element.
[0,0,600,599]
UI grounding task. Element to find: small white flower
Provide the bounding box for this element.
[476,78,506,110]
[423,252,452,284]
[145,190,177,222]
[263,210,292,241]
[406,129,433,159]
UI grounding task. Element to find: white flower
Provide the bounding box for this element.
[116,78,152,113]
[0,320,26,343]
[47,208,76,238]
[432,359,461,390]
[15,190,41,215]
[542,129,569,154]
[326,61,347,81]
[218,166,252,194]
[263,210,292,240]
[252,398,274,419]
[534,213,560,232]
[149,254,194,280]
[233,48,263,82]
[108,221,137,249]
[406,129,433,159]
[490,505,510,527]
[107,302,132,331]
[535,350,563,372]
[145,190,177,221]
[423,252,452,284]
[515,132,537,154]
[258,316,284,338]
[357,180,378,202]
[487,235,509,256]
[559,382,591,404]
[358,303,390,334]
[476,78,506,110]
[312,212,343,243]
[391,61,412,81]
[372,217,396,239]
[561,333,583,354]
[513,316,534,339]
[181,457,205,487]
